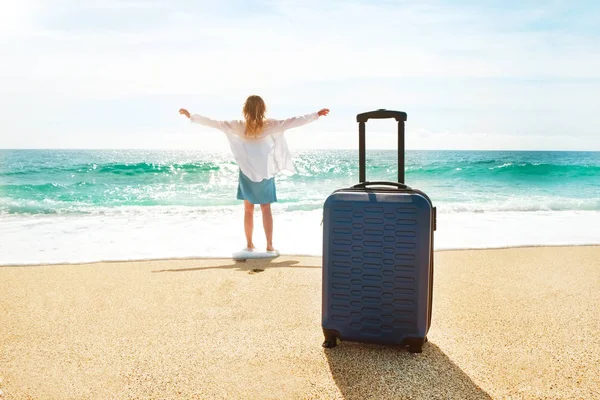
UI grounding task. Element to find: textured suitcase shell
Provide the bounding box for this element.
[322,187,434,352]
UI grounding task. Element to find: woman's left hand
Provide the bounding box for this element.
[318,108,330,117]
[179,108,191,118]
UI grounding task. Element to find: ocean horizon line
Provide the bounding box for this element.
[2,148,600,153]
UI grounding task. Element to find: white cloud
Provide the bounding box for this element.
[0,1,42,35]
[1,0,599,150]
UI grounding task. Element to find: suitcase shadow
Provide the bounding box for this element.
[324,341,491,400]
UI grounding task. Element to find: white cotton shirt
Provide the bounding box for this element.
[190,112,320,182]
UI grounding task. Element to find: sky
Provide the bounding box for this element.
[1,0,599,151]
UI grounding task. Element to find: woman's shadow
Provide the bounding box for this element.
[151,259,318,274]
[324,341,491,400]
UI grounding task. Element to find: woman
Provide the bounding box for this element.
[179,95,329,253]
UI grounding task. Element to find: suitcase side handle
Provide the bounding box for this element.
[352,181,410,190]
[357,109,407,184]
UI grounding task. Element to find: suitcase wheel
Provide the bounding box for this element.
[408,345,423,354]
[406,337,427,353]
[322,329,339,348]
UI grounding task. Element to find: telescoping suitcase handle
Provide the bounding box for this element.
[356,109,408,183]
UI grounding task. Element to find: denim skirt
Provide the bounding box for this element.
[236,170,277,204]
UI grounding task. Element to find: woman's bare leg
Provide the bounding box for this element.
[260,203,274,251]
[244,200,255,249]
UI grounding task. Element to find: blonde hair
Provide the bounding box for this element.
[243,95,266,138]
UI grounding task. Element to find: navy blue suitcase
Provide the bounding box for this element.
[321,109,436,353]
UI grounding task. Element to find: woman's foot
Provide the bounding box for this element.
[266,243,277,253]
[245,244,255,252]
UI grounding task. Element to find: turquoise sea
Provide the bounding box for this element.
[1,150,599,264]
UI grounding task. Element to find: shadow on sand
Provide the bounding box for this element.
[151,259,320,274]
[324,341,491,400]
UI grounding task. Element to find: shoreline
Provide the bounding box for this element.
[2,243,599,267]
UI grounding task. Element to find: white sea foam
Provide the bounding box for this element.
[1,206,599,265]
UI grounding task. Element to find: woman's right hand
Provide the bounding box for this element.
[179,108,191,118]
[318,108,330,117]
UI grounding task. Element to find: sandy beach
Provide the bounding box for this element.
[1,246,599,399]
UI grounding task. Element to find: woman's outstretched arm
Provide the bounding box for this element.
[179,108,240,135]
[274,108,330,132]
